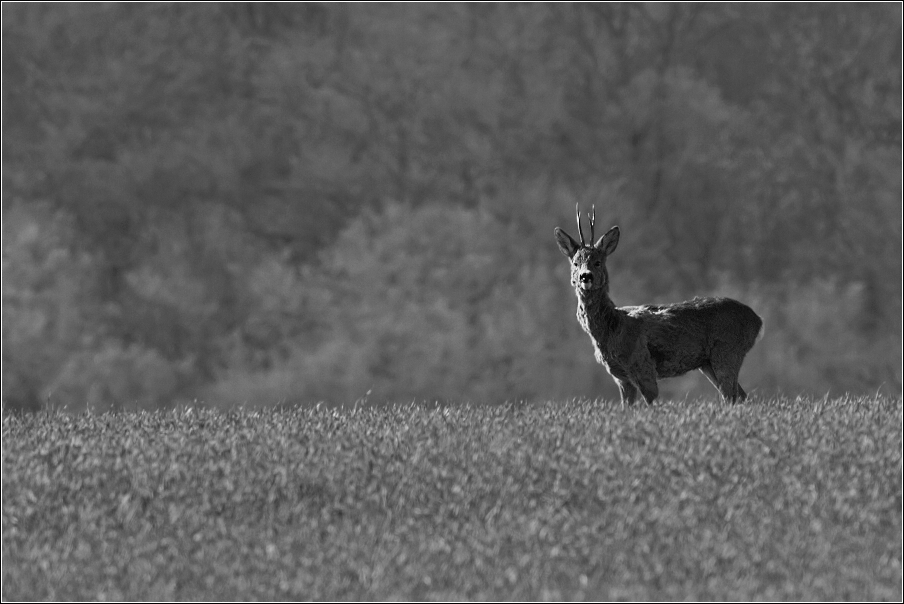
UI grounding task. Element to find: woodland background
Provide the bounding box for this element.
[2,3,901,412]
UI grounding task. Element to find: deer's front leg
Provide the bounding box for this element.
[628,348,659,405]
[614,378,638,407]
[635,377,658,405]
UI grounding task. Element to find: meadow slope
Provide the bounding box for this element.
[2,396,901,601]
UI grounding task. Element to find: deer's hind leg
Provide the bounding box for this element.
[702,355,746,402]
[699,363,721,396]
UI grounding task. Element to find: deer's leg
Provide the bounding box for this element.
[708,354,744,403]
[630,364,658,405]
[614,378,638,407]
[699,363,725,398]
[628,351,658,405]
[635,378,658,405]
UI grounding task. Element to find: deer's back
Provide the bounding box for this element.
[623,297,762,378]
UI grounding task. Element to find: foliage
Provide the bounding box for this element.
[3,397,901,600]
[2,3,901,410]
[202,203,600,406]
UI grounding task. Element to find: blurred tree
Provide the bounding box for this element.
[2,3,900,410]
[2,203,102,411]
[203,202,617,406]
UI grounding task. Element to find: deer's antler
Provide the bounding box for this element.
[576,203,585,246]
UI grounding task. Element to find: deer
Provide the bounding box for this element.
[555,204,763,406]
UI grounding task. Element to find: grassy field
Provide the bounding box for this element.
[2,396,901,601]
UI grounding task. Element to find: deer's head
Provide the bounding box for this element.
[554,204,620,296]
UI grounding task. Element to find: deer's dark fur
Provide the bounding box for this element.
[555,205,763,405]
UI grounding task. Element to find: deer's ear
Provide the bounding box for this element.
[554,227,580,258]
[596,226,619,256]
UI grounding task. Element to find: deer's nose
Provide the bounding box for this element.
[579,272,593,283]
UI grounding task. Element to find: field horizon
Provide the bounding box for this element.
[3,395,901,601]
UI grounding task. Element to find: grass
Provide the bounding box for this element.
[2,396,901,601]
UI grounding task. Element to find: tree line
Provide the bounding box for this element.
[3,3,901,411]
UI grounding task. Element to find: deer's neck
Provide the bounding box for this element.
[576,288,623,344]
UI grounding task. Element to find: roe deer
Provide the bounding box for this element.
[555,204,763,405]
